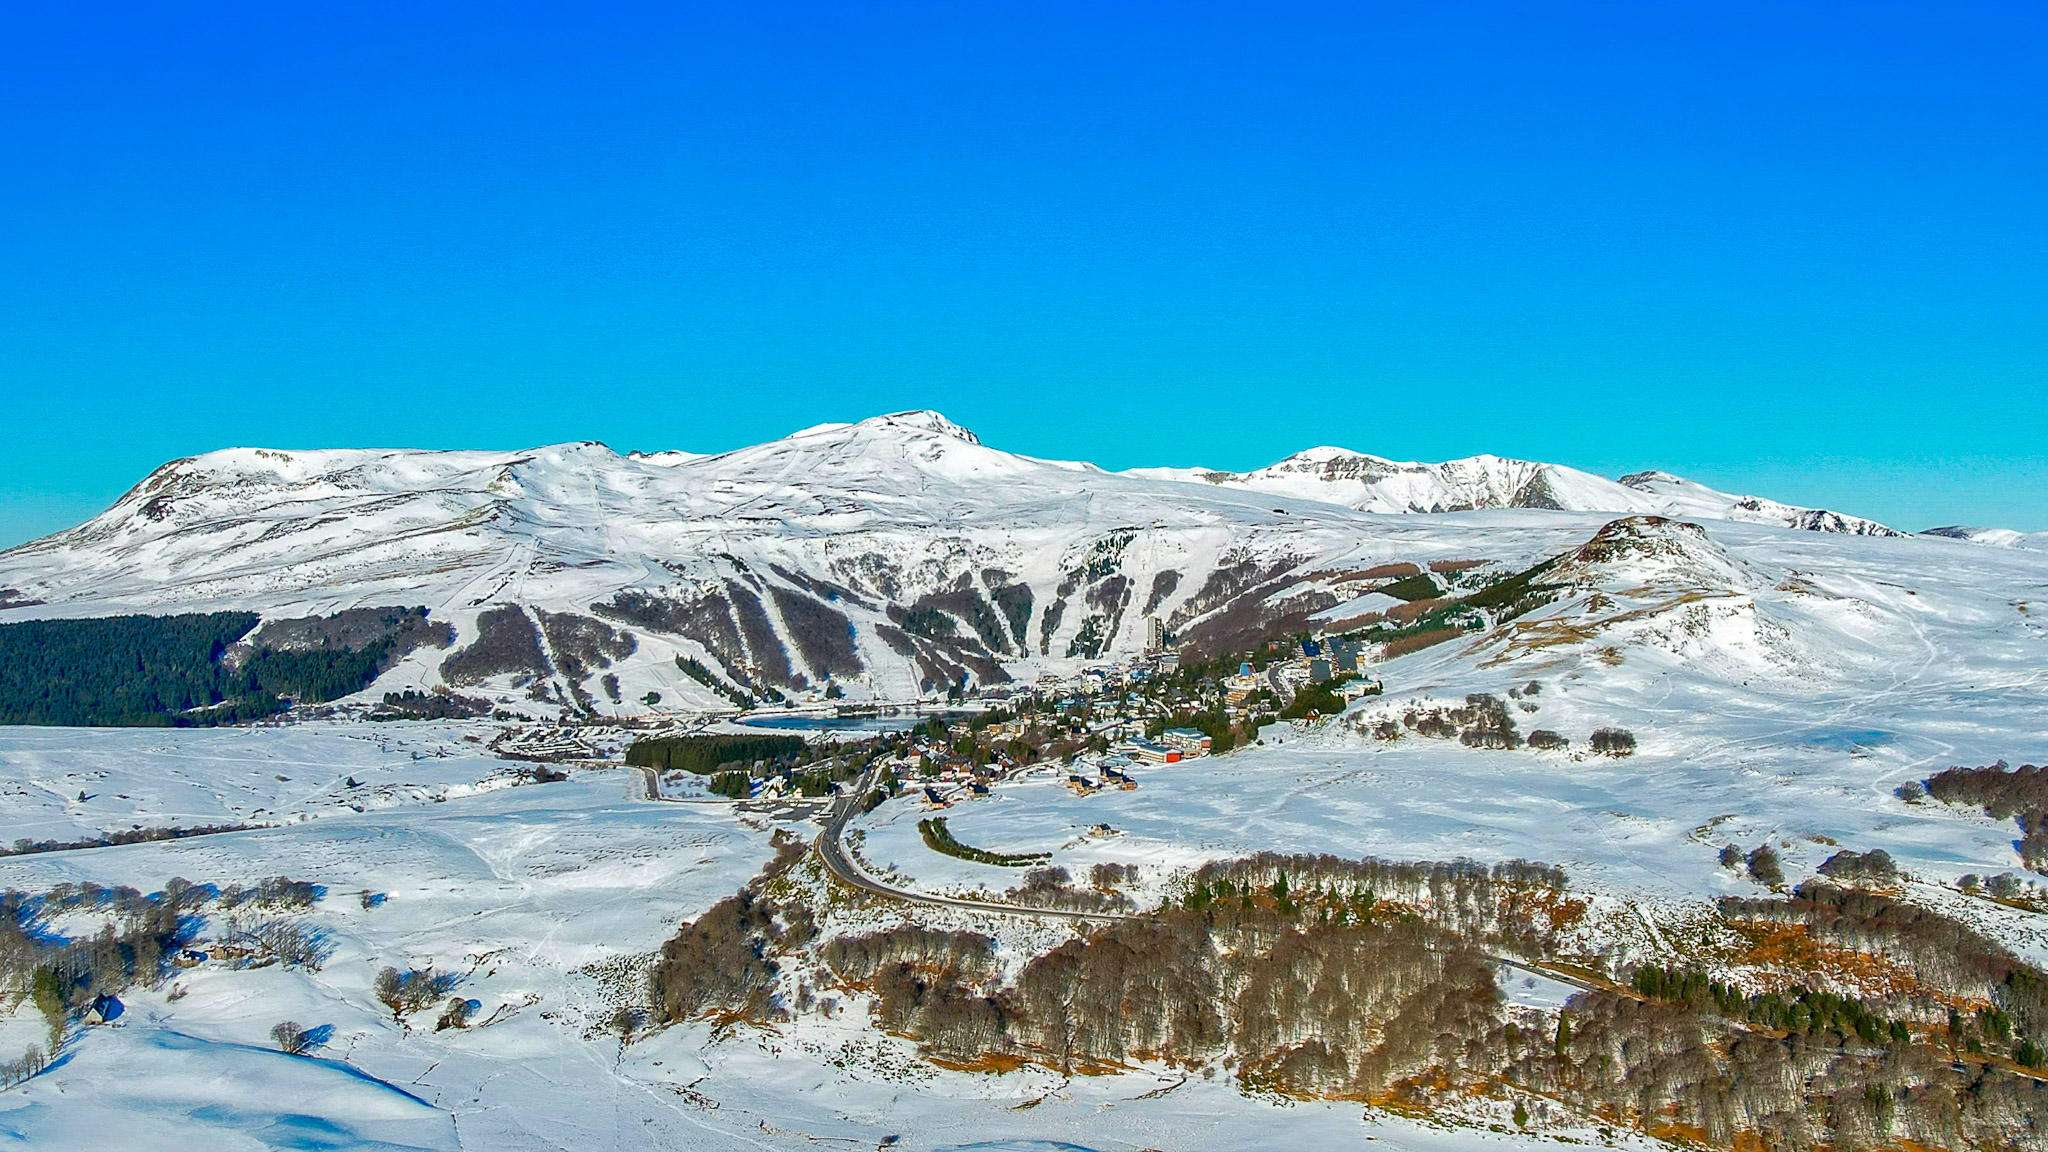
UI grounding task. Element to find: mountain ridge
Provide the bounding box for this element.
[0,410,2010,720]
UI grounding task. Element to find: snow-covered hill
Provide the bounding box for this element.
[1130,448,1905,536]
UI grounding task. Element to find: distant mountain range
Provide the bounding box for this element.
[0,411,2021,717]
[1128,448,1903,536]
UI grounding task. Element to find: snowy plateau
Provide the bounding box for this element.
[0,411,2045,1152]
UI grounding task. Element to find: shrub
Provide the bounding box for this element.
[271,1020,313,1055]
[1817,848,1898,887]
[1527,730,1568,751]
[435,997,477,1031]
[1746,844,1785,887]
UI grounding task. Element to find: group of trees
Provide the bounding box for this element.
[374,965,460,1019]
[0,608,445,727]
[625,733,807,774]
[647,832,2048,1152]
[649,834,814,1024]
[368,689,488,722]
[0,873,322,1074]
[1923,761,2048,872]
[1387,695,1633,760]
[1721,843,1786,887]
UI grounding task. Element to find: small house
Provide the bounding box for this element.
[84,994,123,1026]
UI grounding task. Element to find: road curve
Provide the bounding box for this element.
[813,767,1131,925]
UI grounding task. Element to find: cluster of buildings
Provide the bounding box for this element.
[893,628,1381,811]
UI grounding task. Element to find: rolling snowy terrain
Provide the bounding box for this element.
[2,414,2047,1150]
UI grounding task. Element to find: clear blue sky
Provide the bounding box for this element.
[3,2,2044,545]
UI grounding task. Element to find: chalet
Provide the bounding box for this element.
[84,994,123,1026]
[1066,773,1099,795]
[922,786,949,808]
[1099,765,1136,790]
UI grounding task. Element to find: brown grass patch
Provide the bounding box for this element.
[926,1051,1036,1075]
[1385,597,1448,625]
[1725,921,1955,1002]
[1379,628,1463,660]
[1429,559,1490,574]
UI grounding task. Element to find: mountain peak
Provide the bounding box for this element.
[859,410,981,444]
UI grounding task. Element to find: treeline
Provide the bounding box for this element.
[0,608,440,726]
[624,733,806,774]
[1631,964,1911,1044]
[1181,852,1581,958]
[4,821,258,859]
[820,883,1505,1088]
[0,612,267,726]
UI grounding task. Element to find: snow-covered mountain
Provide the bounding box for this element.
[0,412,1973,716]
[1130,449,1905,536]
[1922,524,2048,552]
[0,412,1448,712]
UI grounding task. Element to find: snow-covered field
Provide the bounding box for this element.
[0,724,1654,1152]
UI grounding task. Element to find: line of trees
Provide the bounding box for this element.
[918,817,1050,867]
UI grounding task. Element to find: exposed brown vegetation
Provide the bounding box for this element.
[440,605,550,686]
[649,833,815,1023]
[768,586,862,678]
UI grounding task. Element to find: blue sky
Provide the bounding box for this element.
[2,2,2044,545]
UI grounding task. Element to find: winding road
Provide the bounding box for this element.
[813,765,1143,925]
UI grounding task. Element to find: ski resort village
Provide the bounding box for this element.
[1,413,2046,1152]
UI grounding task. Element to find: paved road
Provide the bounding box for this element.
[813,766,1132,925]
